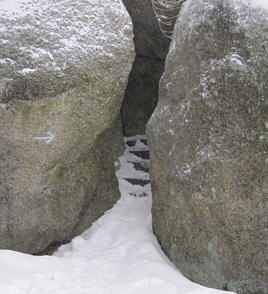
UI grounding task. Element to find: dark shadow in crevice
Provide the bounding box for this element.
[121,0,171,136]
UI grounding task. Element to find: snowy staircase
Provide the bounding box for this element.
[116,135,151,197]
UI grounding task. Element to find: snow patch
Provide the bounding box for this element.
[0,0,133,77]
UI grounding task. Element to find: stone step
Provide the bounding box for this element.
[129,150,149,160]
[127,161,149,173]
[140,139,147,146]
[123,178,150,186]
[129,192,149,197]
[126,140,136,147]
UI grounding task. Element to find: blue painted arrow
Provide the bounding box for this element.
[33,131,55,144]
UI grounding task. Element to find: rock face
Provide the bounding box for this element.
[0,0,134,253]
[147,1,268,293]
[121,0,170,136]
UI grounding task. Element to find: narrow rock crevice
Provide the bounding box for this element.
[121,0,171,136]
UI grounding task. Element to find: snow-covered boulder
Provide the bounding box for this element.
[0,0,134,253]
[147,1,267,293]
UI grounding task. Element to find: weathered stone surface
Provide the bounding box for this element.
[147,1,268,293]
[121,0,170,136]
[110,114,126,162]
[0,0,134,253]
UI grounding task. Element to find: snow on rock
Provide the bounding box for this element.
[0,0,132,60]
[0,136,236,294]
[0,0,133,102]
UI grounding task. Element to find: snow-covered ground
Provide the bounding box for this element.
[0,136,236,294]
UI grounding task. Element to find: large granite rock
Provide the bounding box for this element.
[147,1,268,293]
[121,0,170,136]
[0,0,134,253]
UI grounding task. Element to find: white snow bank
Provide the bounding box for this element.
[0,136,237,294]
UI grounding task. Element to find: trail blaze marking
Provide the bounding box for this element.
[33,131,55,144]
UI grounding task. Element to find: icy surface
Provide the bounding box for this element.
[0,136,237,294]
